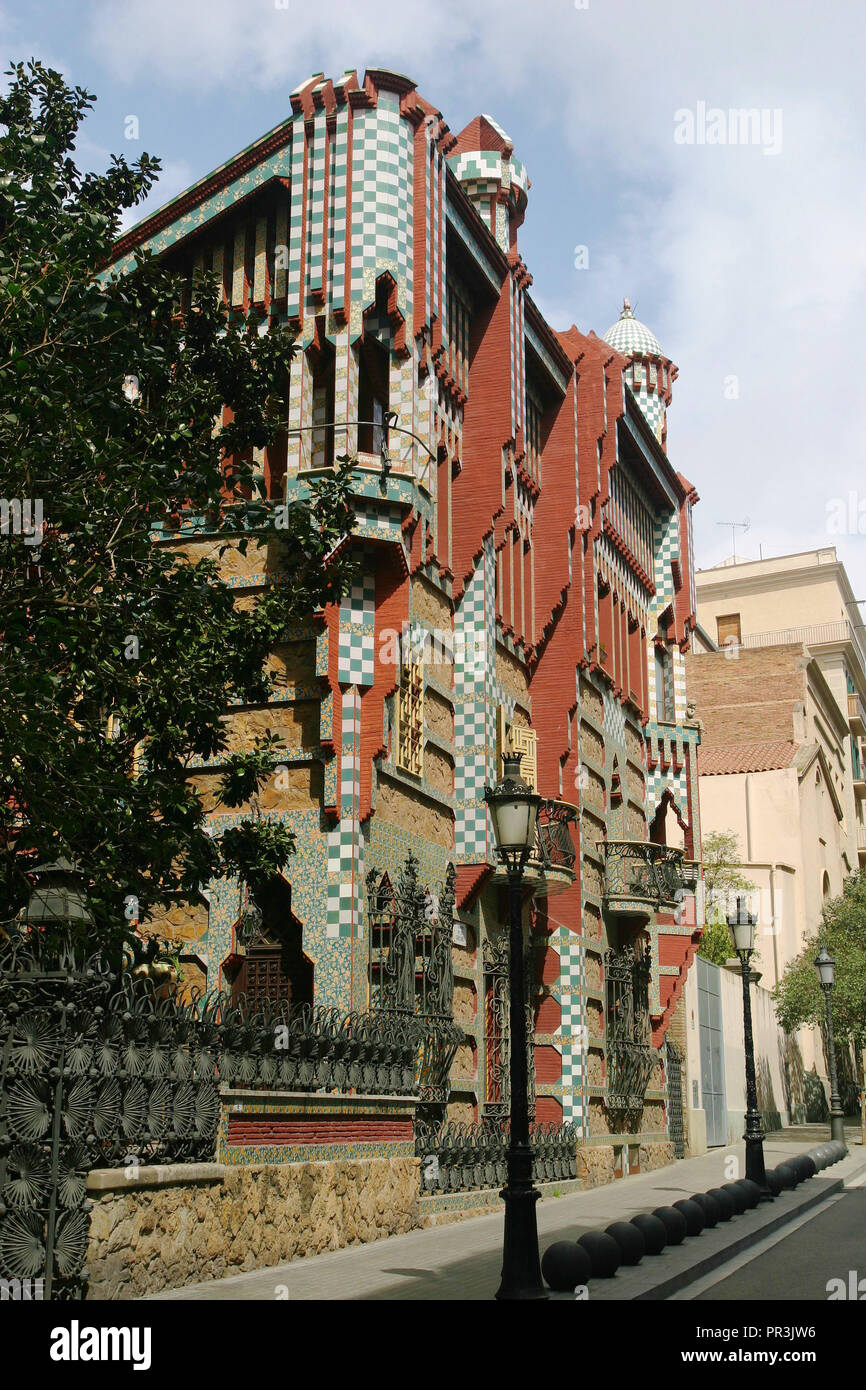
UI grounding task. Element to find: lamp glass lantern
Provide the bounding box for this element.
[727,896,757,956]
[484,752,541,873]
[814,944,835,989]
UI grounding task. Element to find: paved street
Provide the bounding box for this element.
[146,1125,865,1302]
[686,1186,866,1301]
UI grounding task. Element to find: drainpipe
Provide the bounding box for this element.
[769,863,781,988]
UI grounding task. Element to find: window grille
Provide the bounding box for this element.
[396,652,424,776]
[482,935,537,1123]
[496,707,538,789]
[604,942,654,1114]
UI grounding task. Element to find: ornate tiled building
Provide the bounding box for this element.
[110,68,703,1184]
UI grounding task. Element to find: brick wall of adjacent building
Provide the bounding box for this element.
[685,644,807,745]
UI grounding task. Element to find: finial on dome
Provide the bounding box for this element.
[603,299,661,358]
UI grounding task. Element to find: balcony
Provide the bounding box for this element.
[738,619,866,671]
[849,693,866,737]
[289,421,435,494]
[858,825,866,865]
[602,840,687,916]
[490,799,578,898]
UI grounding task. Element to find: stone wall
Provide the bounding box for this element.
[577,1140,674,1188]
[86,1157,421,1300]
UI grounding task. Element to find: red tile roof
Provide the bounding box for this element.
[698,741,799,776]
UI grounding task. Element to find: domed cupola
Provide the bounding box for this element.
[604,298,661,357]
[603,298,677,452]
[448,114,529,254]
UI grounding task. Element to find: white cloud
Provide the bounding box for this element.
[82,0,866,591]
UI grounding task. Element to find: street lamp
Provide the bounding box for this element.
[813,945,846,1145]
[727,896,773,1201]
[484,751,545,1300]
[23,858,94,928]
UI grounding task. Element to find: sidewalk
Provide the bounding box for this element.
[145,1124,866,1302]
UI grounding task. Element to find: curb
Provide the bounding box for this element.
[623,1156,866,1300]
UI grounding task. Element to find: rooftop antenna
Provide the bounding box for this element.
[717,517,750,563]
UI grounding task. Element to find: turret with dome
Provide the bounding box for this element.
[602,298,677,453]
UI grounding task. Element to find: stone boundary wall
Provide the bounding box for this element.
[85,1157,421,1300]
[577,1141,674,1188]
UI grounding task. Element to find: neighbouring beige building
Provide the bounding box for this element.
[684,548,866,1131]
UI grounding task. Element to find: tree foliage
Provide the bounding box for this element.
[0,62,356,942]
[698,829,755,965]
[774,869,866,1062]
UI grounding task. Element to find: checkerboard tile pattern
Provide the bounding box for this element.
[326,688,365,939]
[555,928,585,1129]
[454,546,496,861]
[349,94,413,334]
[338,572,376,685]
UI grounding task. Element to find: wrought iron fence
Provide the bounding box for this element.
[0,931,221,1299]
[665,1038,686,1158]
[415,1117,578,1194]
[0,925,453,1299]
[219,998,420,1096]
[366,856,463,1112]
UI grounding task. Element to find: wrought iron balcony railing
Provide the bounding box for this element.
[602,840,687,912]
[489,799,577,897]
[533,798,578,873]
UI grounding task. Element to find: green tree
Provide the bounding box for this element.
[774,868,866,1118]
[698,829,755,966]
[0,62,356,945]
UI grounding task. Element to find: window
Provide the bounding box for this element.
[525,389,543,478]
[445,276,472,397]
[357,337,390,454]
[396,651,424,776]
[230,878,313,1011]
[716,612,741,646]
[605,941,654,1112]
[655,645,674,722]
[309,335,335,469]
[496,707,538,788]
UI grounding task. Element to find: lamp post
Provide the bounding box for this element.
[727,896,773,1201]
[484,752,546,1300]
[814,945,846,1145]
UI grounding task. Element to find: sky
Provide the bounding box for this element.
[4,0,866,609]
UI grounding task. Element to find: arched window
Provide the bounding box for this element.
[229,877,313,1011]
